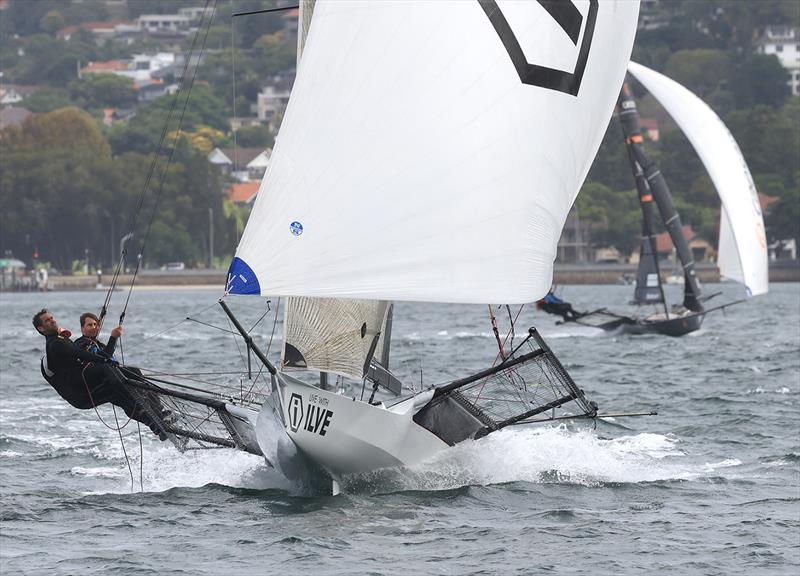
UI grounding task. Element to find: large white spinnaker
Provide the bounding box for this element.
[627,61,768,297]
[228,0,640,304]
[282,0,387,381]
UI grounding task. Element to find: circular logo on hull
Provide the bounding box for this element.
[290,221,303,236]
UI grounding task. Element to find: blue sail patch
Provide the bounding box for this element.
[226,257,261,295]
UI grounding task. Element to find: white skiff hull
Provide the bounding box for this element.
[264,373,448,479]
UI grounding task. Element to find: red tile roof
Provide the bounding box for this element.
[58,19,133,37]
[226,182,260,204]
[639,118,659,130]
[655,224,696,253]
[758,192,778,212]
[81,60,129,74]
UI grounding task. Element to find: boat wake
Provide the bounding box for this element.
[68,424,744,497]
[84,444,290,495]
[340,425,737,493]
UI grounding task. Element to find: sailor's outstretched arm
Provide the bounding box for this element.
[104,325,122,358]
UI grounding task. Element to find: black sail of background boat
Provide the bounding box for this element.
[544,62,769,337]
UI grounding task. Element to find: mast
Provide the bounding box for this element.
[617,82,703,312]
[618,86,667,313]
[297,0,315,68]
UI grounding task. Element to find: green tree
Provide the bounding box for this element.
[39,10,64,35]
[108,85,229,155]
[765,186,800,248]
[20,87,72,113]
[726,104,799,189]
[235,125,273,148]
[0,108,115,268]
[664,49,730,99]
[576,181,641,257]
[68,74,138,109]
[730,54,790,109]
[15,34,88,87]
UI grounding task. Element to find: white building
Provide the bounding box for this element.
[755,26,800,96]
[137,14,193,33]
[208,147,272,182]
[256,71,295,133]
[0,84,38,106]
[178,7,215,22]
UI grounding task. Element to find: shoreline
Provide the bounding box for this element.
[3,261,798,292]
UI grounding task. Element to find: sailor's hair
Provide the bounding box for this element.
[32,309,49,330]
[80,312,99,327]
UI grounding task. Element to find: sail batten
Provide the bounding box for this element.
[282,297,387,380]
[232,0,640,304]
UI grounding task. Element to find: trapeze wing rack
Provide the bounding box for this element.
[413,327,598,445]
[114,368,264,457]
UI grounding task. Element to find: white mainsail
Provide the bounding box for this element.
[627,61,768,297]
[228,0,640,305]
[281,297,387,380]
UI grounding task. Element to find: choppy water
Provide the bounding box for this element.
[1,283,798,575]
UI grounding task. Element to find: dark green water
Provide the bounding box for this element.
[2,283,798,575]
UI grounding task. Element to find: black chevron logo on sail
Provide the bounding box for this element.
[479,0,598,96]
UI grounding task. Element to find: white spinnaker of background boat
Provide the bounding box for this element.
[627,61,768,297]
[232,0,640,304]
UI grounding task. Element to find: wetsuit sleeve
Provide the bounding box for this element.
[51,337,108,365]
[104,335,117,358]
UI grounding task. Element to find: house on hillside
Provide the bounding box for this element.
[57,19,138,46]
[208,147,272,181]
[225,182,260,206]
[102,108,138,126]
[759,191,796,260]
[80,53,179,100]
[639,117,660,142]
[257,70,295,133]
[137,14,193,34]
[755,26,800,96]
[557,210,592,263]
[655,225,713,264]
[178,6,216,22]
[0,84,38,106]
[79,60,130,77]
[229,117,264,131]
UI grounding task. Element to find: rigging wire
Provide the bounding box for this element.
[185,318,240,336]
[247,300,272,333]
[137,422,144,493]
[98,0,217,332]
[127,301,221,347]
[112,405,135,493]
[231,0,238,174]
[118,0,219,327]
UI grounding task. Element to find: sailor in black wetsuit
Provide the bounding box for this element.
[74,312,120,360]
[74,311,168,420]
[34,309,166,439]
[536,290,582,321]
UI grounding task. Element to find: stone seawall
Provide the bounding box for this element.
[32,260,800,291]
